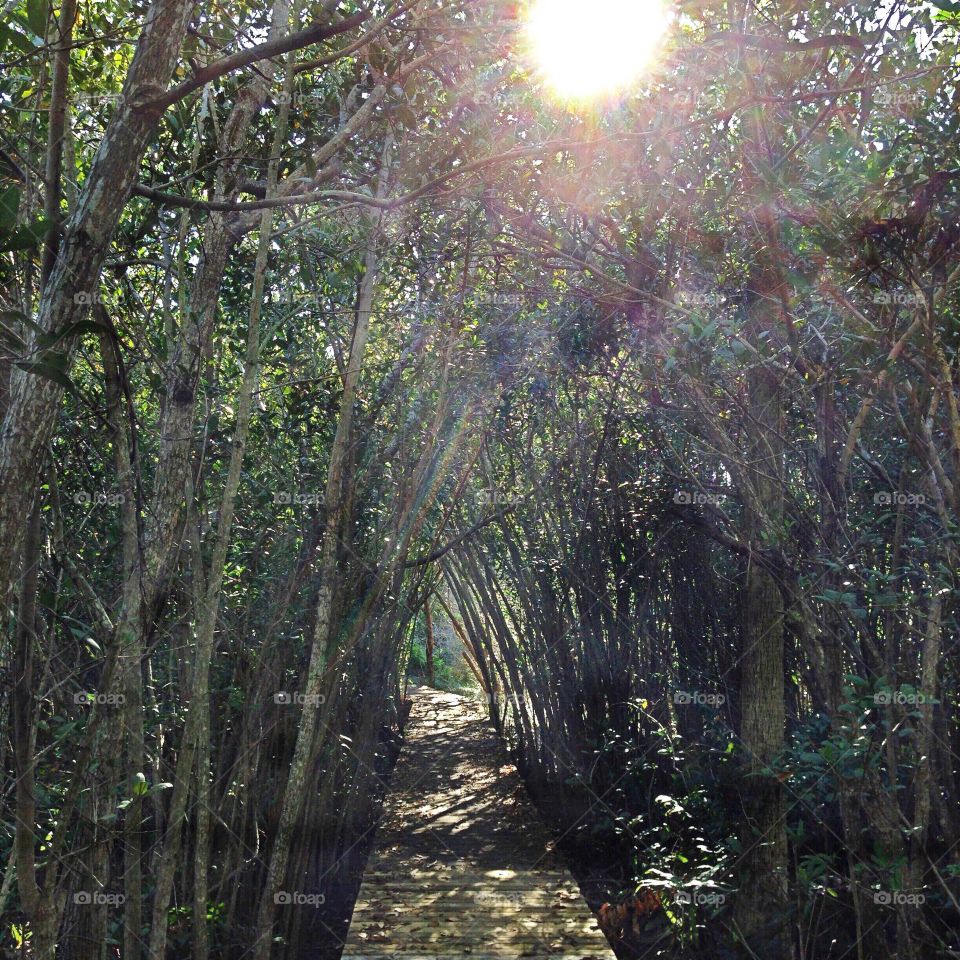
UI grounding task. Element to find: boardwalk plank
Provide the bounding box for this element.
[341,687,614,960]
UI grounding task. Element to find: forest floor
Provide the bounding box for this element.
[338,685,615,959]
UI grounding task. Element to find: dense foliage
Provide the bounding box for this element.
[1,0,959,958]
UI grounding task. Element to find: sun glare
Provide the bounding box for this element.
[526,0,672,101]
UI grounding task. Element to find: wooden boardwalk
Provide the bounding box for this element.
[341,687,615,960]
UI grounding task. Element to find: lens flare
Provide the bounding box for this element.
[526,0,672,100]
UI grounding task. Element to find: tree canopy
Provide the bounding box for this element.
[1,0,960,958]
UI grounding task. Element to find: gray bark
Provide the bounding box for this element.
[0,0,198,609]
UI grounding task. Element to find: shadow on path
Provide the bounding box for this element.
[340,686,615,960]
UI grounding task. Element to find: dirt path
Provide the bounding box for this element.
[340,686,615,960]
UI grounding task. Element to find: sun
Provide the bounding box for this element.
[525,0,672,101]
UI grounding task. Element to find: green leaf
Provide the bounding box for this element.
[38,316,103,350]
[25,0,46,38]
[3,309,43,336]
[0,185,21,232]
[14,354,76,394]
[395,105,418,129]
[133,772,149,796]
[4,23,35,53]
[0,216,51,252]
[0,312,26,352]
[844,674,869,687]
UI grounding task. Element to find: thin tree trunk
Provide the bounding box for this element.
[41,0,77,284]
[148,12,294,955]
[12,504,46,953]
[6,4,77,938]
[0,0,197,605]
[731,112,791,960]
[100,319,147,960]
[899,590,942,958]
[252,146,393,958]
[425,599,436,686]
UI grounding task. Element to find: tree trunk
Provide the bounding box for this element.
[252,148,392,958]
[0,0,197,605]
[425,599,436,686]
[13,504,45,953]
[731,114,791,958]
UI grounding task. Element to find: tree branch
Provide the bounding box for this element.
[405,506,517,567]
[706,31,868,53]
[142,9,371,112]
